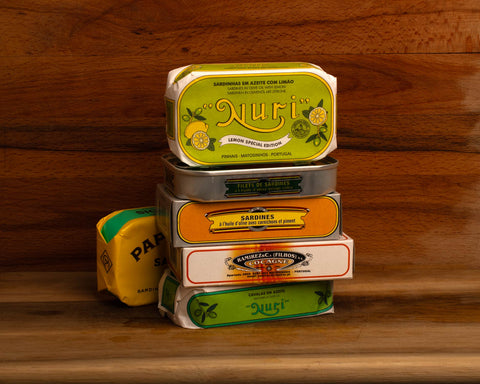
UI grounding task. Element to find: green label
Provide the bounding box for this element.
[174,72,334,165]
[161,275,180,314]
[187,281,333,328]
[100,207,156,243]
[225,176,302,198]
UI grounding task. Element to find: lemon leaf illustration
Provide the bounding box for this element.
[302,106,314,119]
[317,99,323,108]
[207,303,218,312]
[194,115,206,121]
[186,107,193,116]
[315,290,327,304]
[306,134,317,143]
[207,138,216,151]
[319,131,327,141]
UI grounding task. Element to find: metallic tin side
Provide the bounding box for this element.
[156,183,342,248]
[155,185,179,246]
[162,152,338,201]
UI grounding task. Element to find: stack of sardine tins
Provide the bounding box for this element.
[154,63,354,329]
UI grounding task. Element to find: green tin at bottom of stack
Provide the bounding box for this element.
[158,269,334,329]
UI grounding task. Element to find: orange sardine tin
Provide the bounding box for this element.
[156,184,341,247]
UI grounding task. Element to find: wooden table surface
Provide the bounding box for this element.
[1,266,479,383]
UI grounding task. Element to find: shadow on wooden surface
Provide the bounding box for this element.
[0,269,479,383]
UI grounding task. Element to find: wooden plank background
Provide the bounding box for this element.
[1,0,479,271]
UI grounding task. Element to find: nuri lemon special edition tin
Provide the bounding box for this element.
[164,62,337,167]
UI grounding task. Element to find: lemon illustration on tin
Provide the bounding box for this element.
[191,130,210,150]
[308,106,327,126]
[303,99,329,148]
[182,106,216,151]
[185,120,209,139]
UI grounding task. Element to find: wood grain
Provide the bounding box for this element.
[2,149,479,270]
[1,355,480,384]
[1,52,478,271]
[2,54,479,131]
[0,270,479,382]
[2,0,479,56]
[2,54,479,153]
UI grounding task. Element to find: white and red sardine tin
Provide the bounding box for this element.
[166,233,354,287]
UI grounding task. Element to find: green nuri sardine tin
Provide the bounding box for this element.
[164,62,337,167]
[158,269,334,329]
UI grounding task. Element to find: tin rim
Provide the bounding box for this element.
[162,152,338,177]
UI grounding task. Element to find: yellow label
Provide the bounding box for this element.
[176,195,339,244]
[206,208,307,233]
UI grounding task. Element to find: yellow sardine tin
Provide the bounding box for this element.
[165,62,337,166]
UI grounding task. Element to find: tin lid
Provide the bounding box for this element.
[170,62,330,83]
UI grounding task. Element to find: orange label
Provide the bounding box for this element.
[177,196,339,244]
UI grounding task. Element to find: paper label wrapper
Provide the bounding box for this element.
[164,62,337,166]
[96,207,167,306]
[158,269,334,329]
